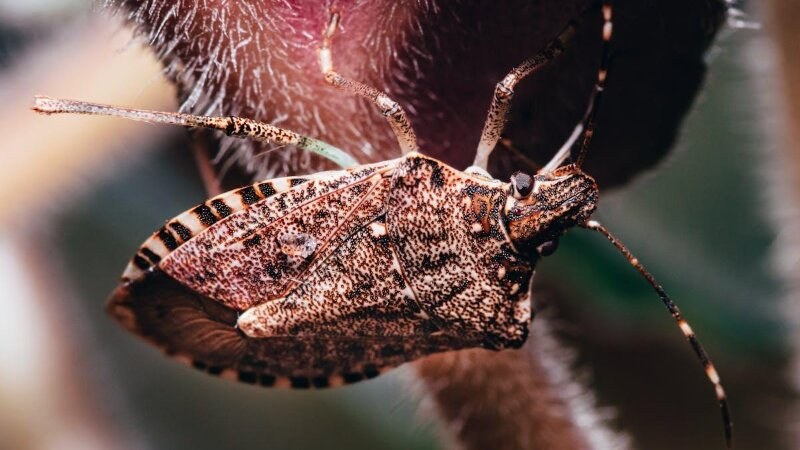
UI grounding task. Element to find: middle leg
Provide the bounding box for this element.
[472,19,578,170]
[318,9,419,155]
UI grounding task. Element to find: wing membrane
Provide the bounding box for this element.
[109,265,467,387]
[161,166,393,310]
[122,162,395,283]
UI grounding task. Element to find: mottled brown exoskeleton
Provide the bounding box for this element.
[33,2,732,445]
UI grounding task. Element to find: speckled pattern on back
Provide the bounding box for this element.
[238,214,443,339]
[161,168,391,310]
[110,153,535,387]
[121,160,396,283]
[387,155,533,349]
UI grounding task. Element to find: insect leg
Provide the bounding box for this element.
[319,10,419,155]
[582,220,733,448]
[31,96,359,169]
[472,20,578,170]
[236,299,291,338]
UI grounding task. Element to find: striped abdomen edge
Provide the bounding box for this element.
[121,176,312,283]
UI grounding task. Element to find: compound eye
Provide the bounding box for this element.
[537,239,559,257]
[510,172,533,199]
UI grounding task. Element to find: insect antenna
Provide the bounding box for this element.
[573,3,613,168]
[582,220,733,448]
[541,1,613,173]
[30,95,358,169]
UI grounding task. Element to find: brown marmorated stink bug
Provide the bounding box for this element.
[33,2,733,446]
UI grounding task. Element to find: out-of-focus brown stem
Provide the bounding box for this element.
[416,319,628,450]
[191,134,223,197]
[769,1,800,159]
[765,1,800,447]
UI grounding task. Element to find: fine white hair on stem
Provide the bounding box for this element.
[411,312,630,450]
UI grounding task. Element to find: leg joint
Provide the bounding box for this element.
[376,94,401,117]
[494,82,514,103]
[323,71,342,86]
[225,116,237,136]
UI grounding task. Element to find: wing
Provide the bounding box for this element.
[123,174,315,283]
[110,157,471,387]
[237,215,442,339]
[121,160,396,310]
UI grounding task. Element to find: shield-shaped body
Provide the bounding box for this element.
[110,153,534,388]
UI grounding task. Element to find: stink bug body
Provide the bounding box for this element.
[33,2,733,445]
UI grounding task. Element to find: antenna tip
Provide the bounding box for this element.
[31,95,58,114]
[722,400,734,448]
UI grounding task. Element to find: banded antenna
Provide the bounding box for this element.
[31,96,359,169]
[567,3,734,446]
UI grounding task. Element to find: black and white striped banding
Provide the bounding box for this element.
[121,175,313,282]
[193,204,218,226]
[156,226,179,251]
[169,221,192,242]
[238,186,260,205]
[210,199,233,218]
[140,247,162,265]
[184,358,388,390]
[584,219,733,447]
[132,254,150,270]
[258,182,277,198]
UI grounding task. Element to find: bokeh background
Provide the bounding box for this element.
[1,0,797,449]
